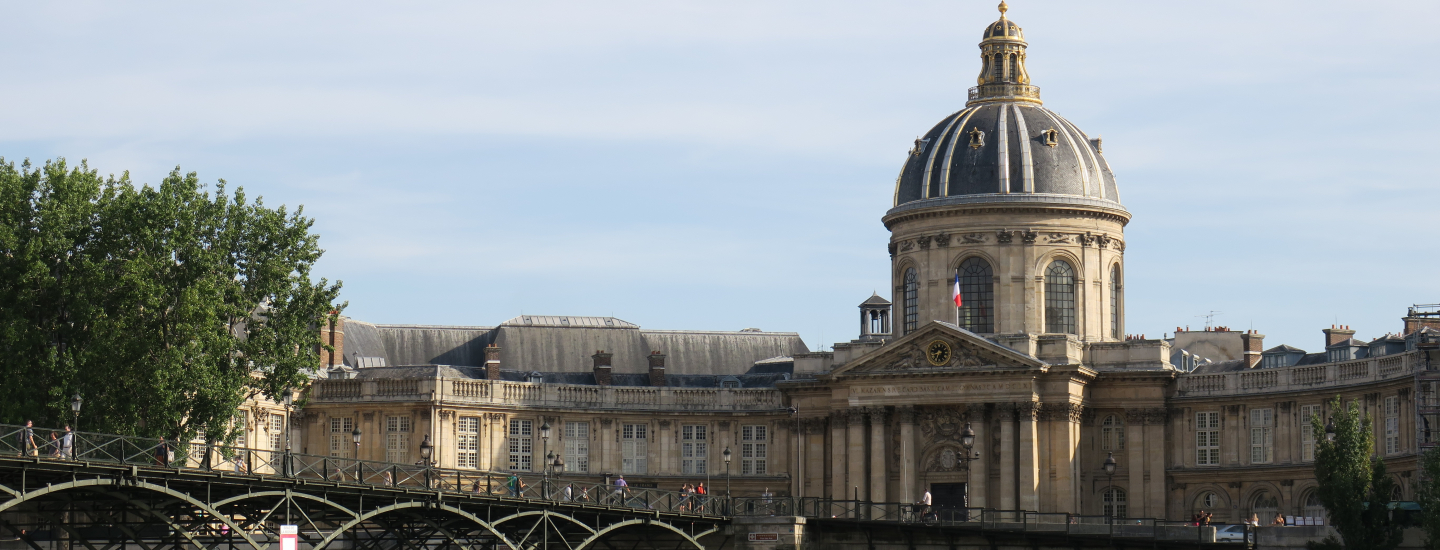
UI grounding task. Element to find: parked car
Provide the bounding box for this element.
[1215,524,1252,542]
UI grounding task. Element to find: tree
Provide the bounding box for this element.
[1417,445,1440,550]
[1309,396,1403,550]
[0,158,342,443]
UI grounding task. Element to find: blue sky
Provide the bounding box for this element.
[3,1,1437,355]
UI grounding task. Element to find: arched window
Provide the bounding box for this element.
[1252,491,1278,519]
[1044,260,1077,334]
[1110,265,1122,339]
[958,257,994,333]
[1102,415,1125,451]
[1392,485,1404,502]
[1103,487,1127,518]
[1302,492,1325,521]
[903,268,919,335]
[1196,491,1220,512]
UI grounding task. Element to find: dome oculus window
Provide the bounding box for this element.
[968,127,986,149]
[1042,129,1059,147]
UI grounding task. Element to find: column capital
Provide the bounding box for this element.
[869,407,888,423]
[895,405,916,424]
[849,409,867,427]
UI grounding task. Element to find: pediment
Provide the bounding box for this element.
[829,321,1046,377]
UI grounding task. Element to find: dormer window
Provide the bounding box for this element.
[1328,349,1347,363]
[1261,355,1284,369]
[968,127,986,149]
[720,376,741,389]
[527,371,544,384]
[1042,129,1059,147]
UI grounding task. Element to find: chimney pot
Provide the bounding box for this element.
[485,344,502,380]
[592,350,614,385]
[1241,331,1266,368]
[1323,326,1356,348]
[647,351,667,386]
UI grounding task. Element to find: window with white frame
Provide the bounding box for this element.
[1101,415,1125,451]
[1300,405,1320,462]
[741,425,768,475]
[1250,408,1274,464]
[329,417,354,458]
[457,417,479,469]
[235,414,248,449]
[270,413,285,459]
[1196,412,1220,466]
[1103,487,1127,518]
[563,421,589,473]
[622,424,648,474]
[681,425,708,474]
[1386,396,1401,455]
[509,419,533,471]
[386,416,411,464]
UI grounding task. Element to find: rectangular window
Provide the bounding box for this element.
[1300,405,1320,462]
[1250,408,1274,464]
[509,419,533,471]
[741,425,768,475]
[235,414,248,449]
[681,425,708,475]
[329,417,354,458]
[386,416,411,464]
[270,413,284,451]
[457,417,480,469]
[1101,416,1125,451]
[564,421,589,473]
[622,424,648,474]
[1196,412,1220,466]
[1386,396,1400,455]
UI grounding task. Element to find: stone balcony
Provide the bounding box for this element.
[1175,351,1421,398]
[311,378,786,413]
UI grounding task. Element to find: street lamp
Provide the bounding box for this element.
[958,422,981,518]
[282,390,293,476]
[1325,419,1337,443]
[722,446,733,513]
[419,434,434,488]
[70,393,82,432]
[1102,452,1117,524]
[540,421,551,499]
[352,427,363,482]
[545,450,556,499]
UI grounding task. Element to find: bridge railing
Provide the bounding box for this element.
[0,423,723,517]
[732,498,1247,544]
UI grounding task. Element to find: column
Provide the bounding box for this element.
[998,404,1017,510]
[1126,410,1145,517]
[967,404,988,509]
[898,406,917,504]
[869,407,888,505]
[1018,402,1039,511]
[847,409,867,501]
[806,420,825,498]
[792,420,804,497]
[830,411,847,500]
[1147,415,1166,518]
[1052,404,1077,514]
[599,418,614,472]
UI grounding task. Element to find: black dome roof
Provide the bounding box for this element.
[891,103,1124,212]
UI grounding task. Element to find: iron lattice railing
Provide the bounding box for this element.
[0,422,726,516]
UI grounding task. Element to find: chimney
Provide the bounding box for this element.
[592,350,614,386]
[320,313,345,368]
[485,344,502,380]
[648,351,667,386]
[1241,330,1265,368]
[1323,325,1355,348]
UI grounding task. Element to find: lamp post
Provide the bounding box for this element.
[419,434,434,488]
[1102,452,1117,525]
[722,446,733,514]
[957,422,981,520]
[540,421,551,499]
[352,427,363,482]
[1325,419,1337,443]
[282,390,293,476]
[545,450,556,499]
[70,393,82,432]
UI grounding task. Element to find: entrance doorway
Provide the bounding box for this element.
[930,483,967,509]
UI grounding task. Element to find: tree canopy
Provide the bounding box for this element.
[1309,396,1403,550]
[0,158,342,442]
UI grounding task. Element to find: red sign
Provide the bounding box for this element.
[280,525,298,550]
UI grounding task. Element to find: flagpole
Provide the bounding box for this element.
[955,268,961,327]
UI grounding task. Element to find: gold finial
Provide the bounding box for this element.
[998,1,1008,18]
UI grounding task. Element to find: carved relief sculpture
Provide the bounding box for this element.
[997,229,1014,244]
[935,233,952,247]
[917,235,932,249]
[962,233,986,244]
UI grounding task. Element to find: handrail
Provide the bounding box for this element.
[0,422,725,517]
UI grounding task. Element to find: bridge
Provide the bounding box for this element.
[0,424,1250,549]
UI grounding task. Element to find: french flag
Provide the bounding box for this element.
[953,270,963,308]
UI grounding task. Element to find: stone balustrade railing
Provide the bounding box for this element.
[311,378,786,412]
[1176,351,1423,397]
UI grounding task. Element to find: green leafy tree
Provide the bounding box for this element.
[1309,396,1403,550]
[1417,446,1440,550]
[0,158,342,442]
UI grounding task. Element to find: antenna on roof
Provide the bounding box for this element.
[1196,311,1223,330]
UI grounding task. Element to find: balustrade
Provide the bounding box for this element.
[1177,351,1419,397]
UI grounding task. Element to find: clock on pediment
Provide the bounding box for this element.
[925,340,952,366]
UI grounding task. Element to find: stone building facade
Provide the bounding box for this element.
[287,3,1440,524]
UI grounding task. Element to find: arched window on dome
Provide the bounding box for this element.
[1044,260,1077,334]
[958,257,994,333]
[1111,265,1122,340]
[903,268,919,335]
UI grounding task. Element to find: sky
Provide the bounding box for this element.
[2,0,1438,355]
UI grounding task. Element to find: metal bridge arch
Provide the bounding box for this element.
[0,478,263,550]
[212,490,361,520]
[492,509,597,535]
[575,518,713,550]
[313,500,517,550]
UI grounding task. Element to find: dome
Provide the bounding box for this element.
[889,2,1126,217]
[891,104,1122,209]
